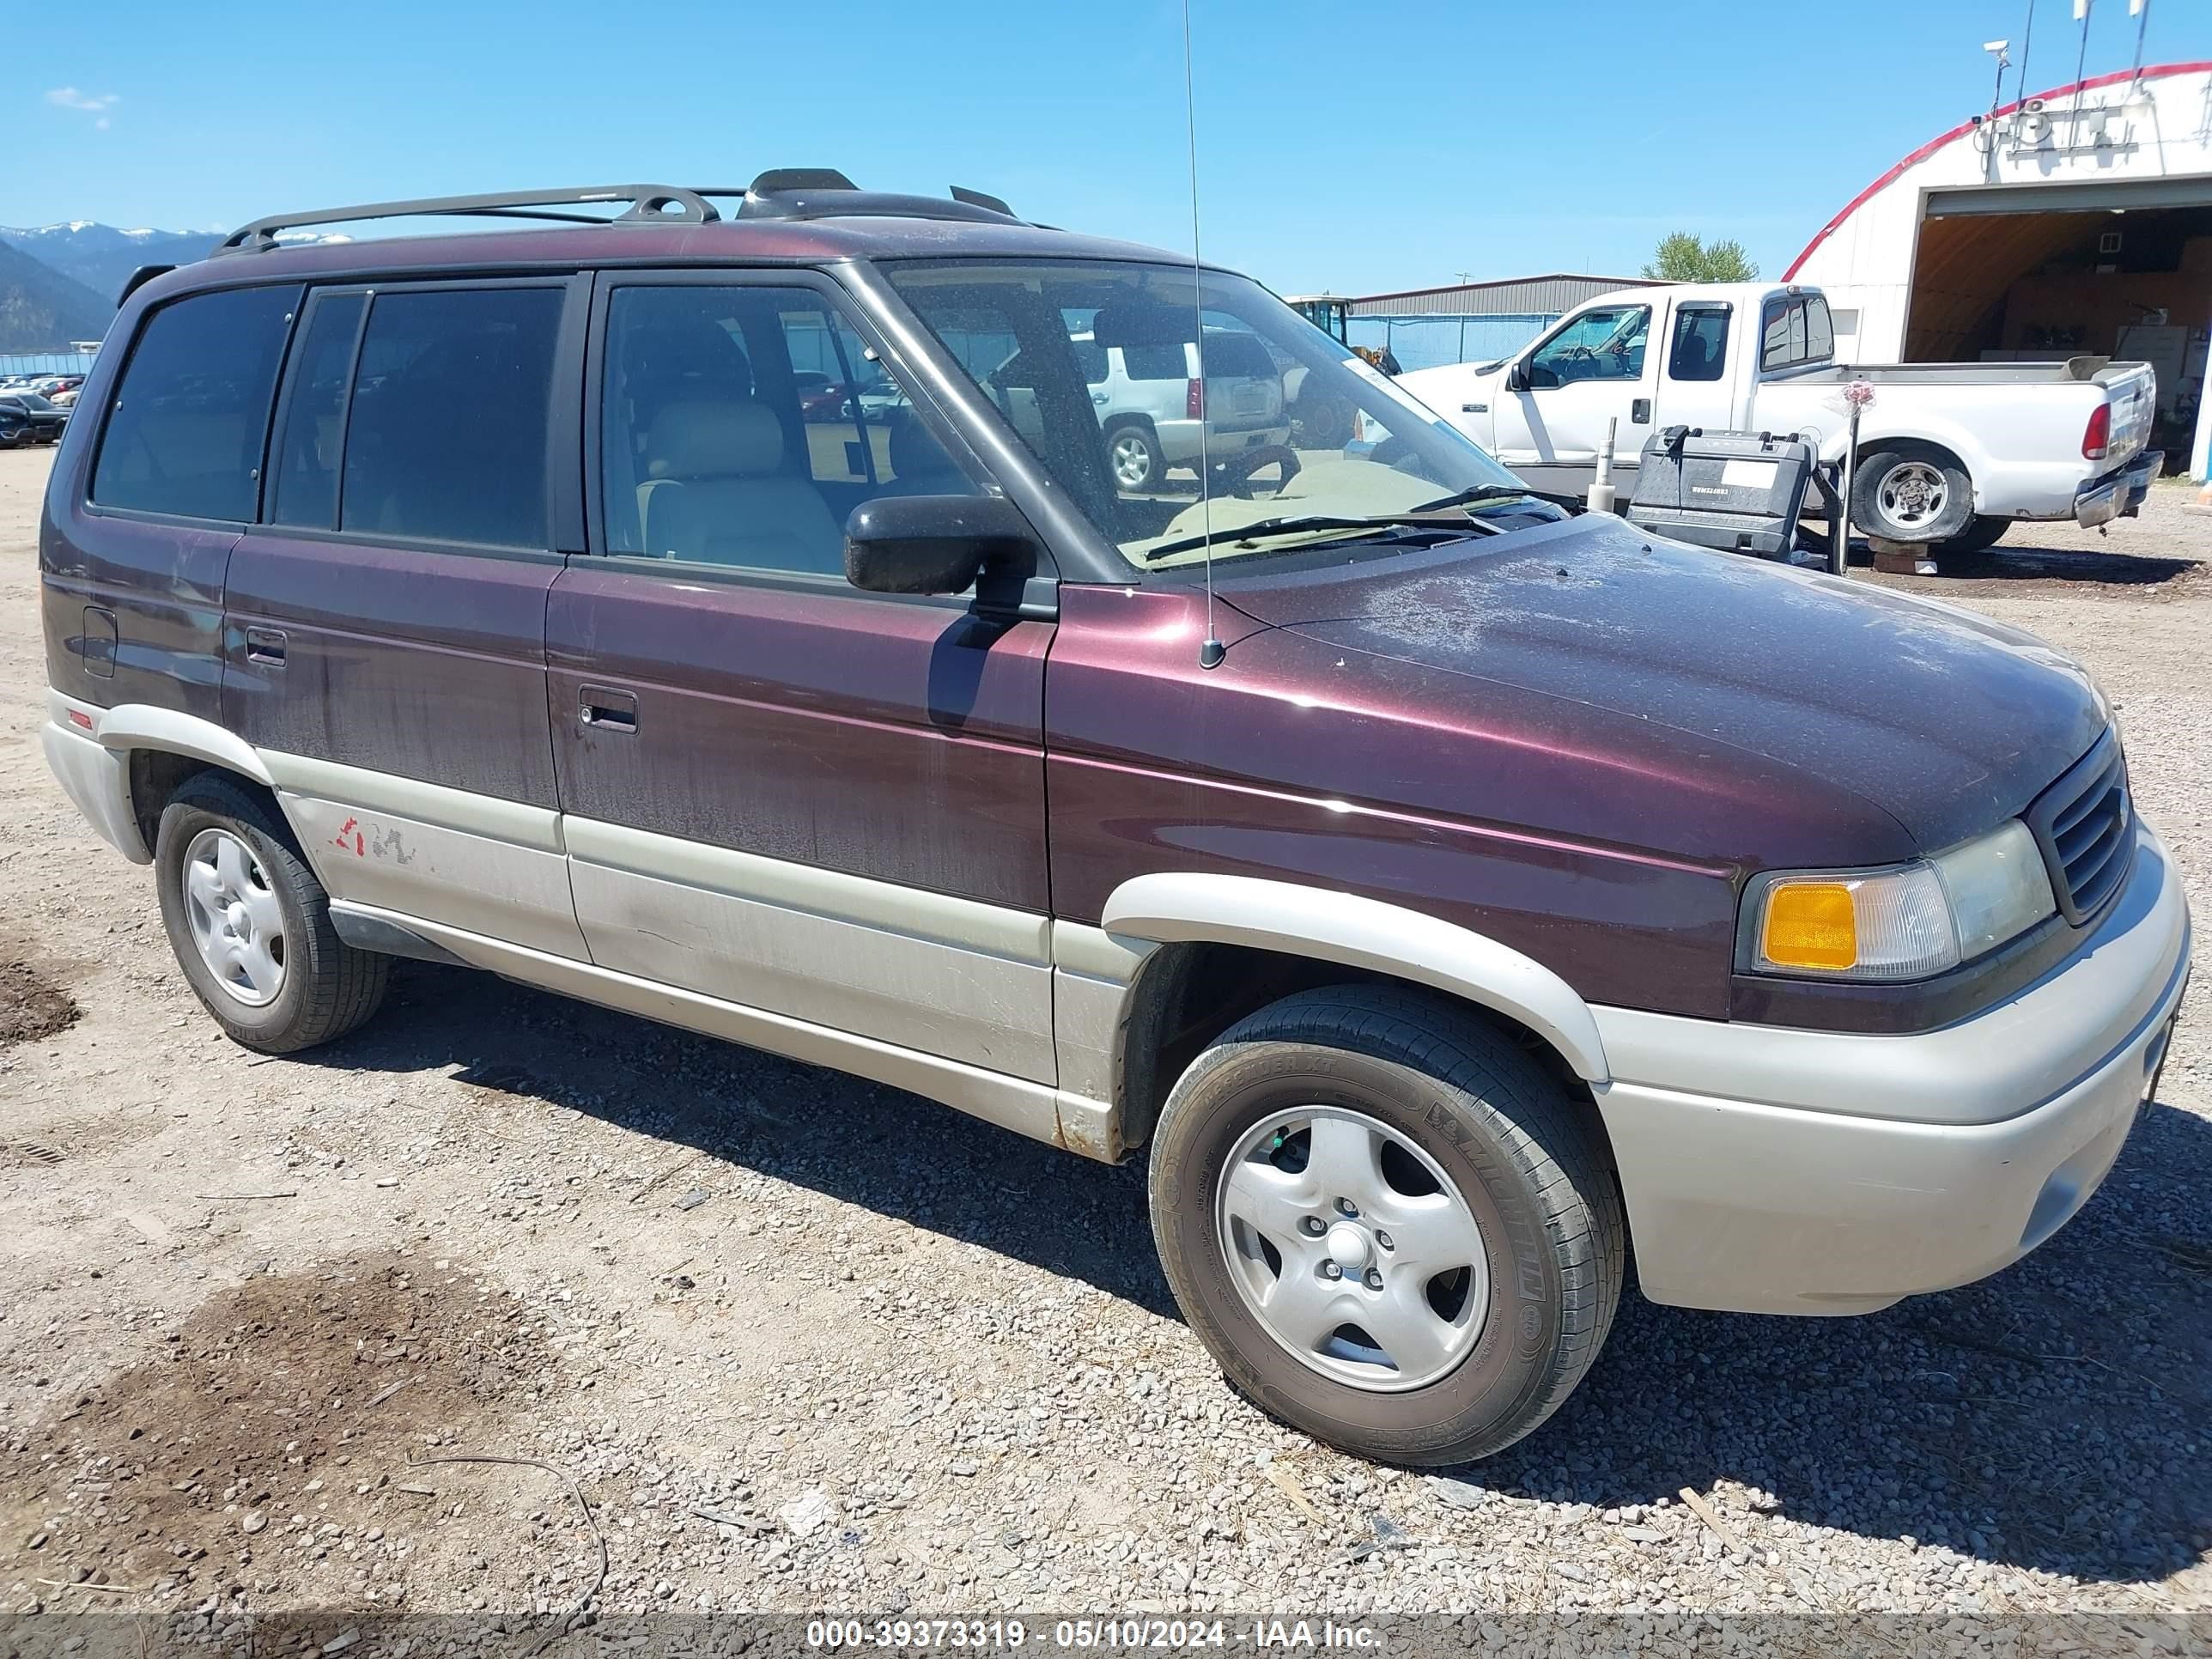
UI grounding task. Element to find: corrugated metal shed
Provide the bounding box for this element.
[1350,274,1653,317]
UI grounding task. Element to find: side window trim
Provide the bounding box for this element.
[83,283,304,529]
[260,273,583,554]
[580,266,1007,569]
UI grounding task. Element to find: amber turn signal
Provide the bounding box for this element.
[1760,883,1858,970]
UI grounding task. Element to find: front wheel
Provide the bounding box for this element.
[154,773,389,1054]
[1148,984,1624,1465]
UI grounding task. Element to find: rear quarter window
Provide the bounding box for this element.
[1200,331,1276,379]
[91,285,300,522]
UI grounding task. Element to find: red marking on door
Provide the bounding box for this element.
[333,817,365,857]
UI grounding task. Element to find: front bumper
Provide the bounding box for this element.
[1590,822,2191,1315]
[2075,447,2161,528]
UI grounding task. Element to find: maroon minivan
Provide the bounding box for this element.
[40,177,2191,1464]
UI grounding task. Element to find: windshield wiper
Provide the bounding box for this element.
[1139,514,1497,564]
[1407,483,1553,513]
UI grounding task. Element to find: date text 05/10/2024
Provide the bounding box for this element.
[804,1619,1382,1650]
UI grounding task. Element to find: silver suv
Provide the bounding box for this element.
[1073,327,1288,491]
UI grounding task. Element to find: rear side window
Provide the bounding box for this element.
[1759,295,1834,374]
[337,287,563,548]
[91,285,298,521]
[1667,307,1729,382]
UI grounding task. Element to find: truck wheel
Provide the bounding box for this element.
[1106,422,1163,492]
[1148,984,1623,1465]
[154,773,389,1054]
[1852,447,1973,543]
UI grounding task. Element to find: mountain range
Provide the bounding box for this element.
[0,222,221,354]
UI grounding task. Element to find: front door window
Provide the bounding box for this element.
[1526,307,1650,388]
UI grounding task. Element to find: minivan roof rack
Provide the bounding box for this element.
[213,185,726,256]
[213,173,1023,257]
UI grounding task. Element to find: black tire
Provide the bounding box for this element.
[1148,984,1624,1465]
[1936,515,2010,558]
[1105,422,1164,492]
[1850,446,1974,543]
[154,773,389,1054]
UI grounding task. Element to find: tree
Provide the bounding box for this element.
[1642,232,1760,283]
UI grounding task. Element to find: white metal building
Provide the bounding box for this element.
[1790,60,2212,478]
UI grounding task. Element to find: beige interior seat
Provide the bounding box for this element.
[638,400,845,573]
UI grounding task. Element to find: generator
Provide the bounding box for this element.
[1626,426,1815,559]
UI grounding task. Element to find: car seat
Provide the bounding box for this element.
[639,400,845,573]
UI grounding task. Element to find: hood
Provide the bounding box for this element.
[1213,513,2107,860]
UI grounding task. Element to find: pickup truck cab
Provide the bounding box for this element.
[39,179,2191,1467]
[1398,283,2161,551]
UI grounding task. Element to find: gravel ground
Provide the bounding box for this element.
[0,443,2206,1627]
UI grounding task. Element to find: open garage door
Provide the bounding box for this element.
[1904,177,2212,468]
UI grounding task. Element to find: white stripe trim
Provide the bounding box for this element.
[263,750,564,853]
[337,902,1120,1162]
[565,815,1050,965]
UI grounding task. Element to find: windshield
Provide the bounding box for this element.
[882,260,1534,570]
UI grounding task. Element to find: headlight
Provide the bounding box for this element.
[1748,820,2057,981]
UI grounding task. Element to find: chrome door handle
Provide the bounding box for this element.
[245,627,287,667]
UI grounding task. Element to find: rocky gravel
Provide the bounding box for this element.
[0,445,2207,1632]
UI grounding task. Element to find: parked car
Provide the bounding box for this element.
[40,179,2191,1467]
[0,398,34,448]
[49,385,81,409]
[1069,326,1289,491]
[1397,283,2161,553]
[0,392,67,444]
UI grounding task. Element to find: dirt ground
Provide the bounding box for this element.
[1,443,2208,1624]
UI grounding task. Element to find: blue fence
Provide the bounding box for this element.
[1346,313,1555,374]
[0,351,99,379]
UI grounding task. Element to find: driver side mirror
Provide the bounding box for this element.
[844,494,1041,600]
[1504,359,1531,393]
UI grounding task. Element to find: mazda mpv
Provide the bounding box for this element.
[40,174,2191,1464]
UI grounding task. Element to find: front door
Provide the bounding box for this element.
[545,271,1058,1080]
[222,276,589,958]
[1493,301,1656,492]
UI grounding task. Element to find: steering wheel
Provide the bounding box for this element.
[1222,445,1302,500]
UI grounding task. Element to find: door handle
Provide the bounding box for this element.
[1631,398,1653,423]
[245,627,287,667]
[578,686,638,735]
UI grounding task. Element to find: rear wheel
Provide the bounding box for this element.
[1851,447,1973,543]
[1936,515,2010,558]
[155,773,388,1054]
[1106,422,1164,492]
[1148,984,1623,1465]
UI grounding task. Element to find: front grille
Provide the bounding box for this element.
[2025,731,2132,925]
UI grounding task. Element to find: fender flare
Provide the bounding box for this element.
[1101,872,1610,1084]
[94,704,275,787]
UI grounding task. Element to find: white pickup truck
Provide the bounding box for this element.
[1396,283,2160,552]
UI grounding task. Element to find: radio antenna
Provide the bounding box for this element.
[1182,0,1225,670]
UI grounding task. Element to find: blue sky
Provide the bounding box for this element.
[11,0,2207,295]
